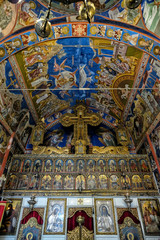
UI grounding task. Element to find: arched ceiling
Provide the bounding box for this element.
[0,0,159,152]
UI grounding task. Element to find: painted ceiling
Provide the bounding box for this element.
[0,0,159,154]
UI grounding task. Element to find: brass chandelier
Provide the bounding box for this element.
[34,0,96,38]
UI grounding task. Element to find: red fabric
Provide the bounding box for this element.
[0,202,6,226]
[21,211,43,225]
[118,210,140,224]
[0,133,15,176]
[67,210,93,232]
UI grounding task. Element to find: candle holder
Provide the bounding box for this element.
[27,196,37,211]
[123,192,133,210]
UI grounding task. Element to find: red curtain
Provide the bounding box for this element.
[21,211,43,225]
[67,210,93,232]
[0,201,6,227]
[118,210,140,224]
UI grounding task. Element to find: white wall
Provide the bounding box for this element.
[0,196,160,240]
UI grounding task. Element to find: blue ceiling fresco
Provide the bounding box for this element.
[0,0,159,151]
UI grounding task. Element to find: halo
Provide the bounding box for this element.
[99,204,109,213]
[153,46,160,55]
[138,38,145,46]
[52,203,61,213]
[29,32,37,42]
[13,38,22,47]
[29,1,36,9]
[90,26,97,35]
[62,26,69,35]
[106,29,114,38]
[0,47,5,58]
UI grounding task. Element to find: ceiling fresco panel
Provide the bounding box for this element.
[0,0,159,153]
[141,0,160,36]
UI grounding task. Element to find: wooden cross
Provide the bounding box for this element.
[60,103,102,154]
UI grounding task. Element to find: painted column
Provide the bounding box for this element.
[0,132,15,177]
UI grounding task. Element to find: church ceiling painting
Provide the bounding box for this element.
[141,0,160,36]
[0,123,9,162]
[0,0,159,153]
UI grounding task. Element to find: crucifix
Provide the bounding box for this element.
[60,103,102,154]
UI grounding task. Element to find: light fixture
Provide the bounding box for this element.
[76,0,95,23]
[8,0,23,3]
[126,0,142,9]
[35,0,52,38]
[27,196,37,211]
[35,0,96,38]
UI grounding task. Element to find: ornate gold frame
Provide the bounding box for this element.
[117,208,144,240]
[0,198,22,235]
[94,198,117,235]
[44,198,66,235]
[115,126,130,146]
[30,120,45,146]
[138,198,160,236]
[17,212,43,240]
[4,154,158,196]
[67,225,94,240]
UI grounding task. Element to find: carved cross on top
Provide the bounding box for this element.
[60,104,102,154]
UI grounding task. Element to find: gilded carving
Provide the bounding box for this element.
[60,103,102,154]
[67,226,94,240]
[32,145,69,154]
[92,146,129,154]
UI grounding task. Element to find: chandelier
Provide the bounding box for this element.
[8,0,142,38]
[35,0,96,38]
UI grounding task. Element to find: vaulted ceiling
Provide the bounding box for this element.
[0,0,159,154]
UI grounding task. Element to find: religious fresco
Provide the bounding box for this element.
[22,159,31,172]
[41,174,52,189]
[5,174,18,189]
[0,0,153,41]
[44,198,66,234]
[138,198,160,236]
[95,198,117,235]
[0,0,17,39]
[125,55,160,148]
[65,159,74,172]
[17,208,44,240]
[0,58,34,150]
[0,28,159,151]
[0,0,159,176]
[117,208,144,240]
[29,174,40,190]
[118,159,128,172]
[0,198,22,235]
[126,92,159,147]
[97,159,106,172]
[0,123,9,163]
[53,175,62,189]
[76,174,85,190]
[4,154,158,195]
[150,123,160,166]
[141,0,160,36]
[44,159,53,172]
[18,174,29,190]
[104,0,141,26]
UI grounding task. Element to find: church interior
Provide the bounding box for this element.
[0,0,160,239]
